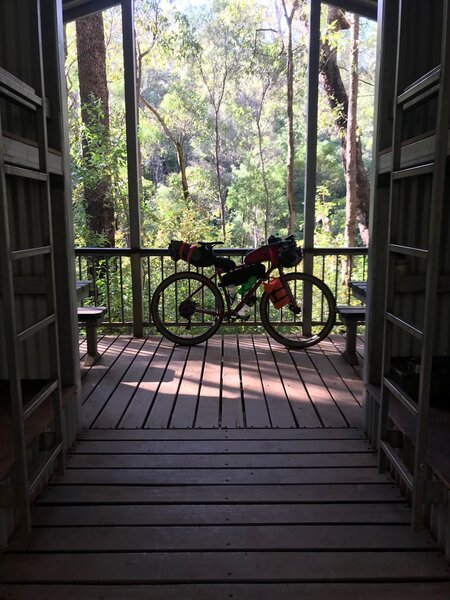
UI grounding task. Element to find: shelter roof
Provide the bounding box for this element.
[62,0,377,23]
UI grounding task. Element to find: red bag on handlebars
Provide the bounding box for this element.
[245,239,302,268]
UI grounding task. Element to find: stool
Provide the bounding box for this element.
[78,306,107,366]
[336,306,366,365]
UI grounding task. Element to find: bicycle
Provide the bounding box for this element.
[151,234,336,349]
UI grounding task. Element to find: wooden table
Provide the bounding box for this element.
[349,281,367,303]
[76,280,92,303]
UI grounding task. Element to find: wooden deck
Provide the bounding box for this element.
[1,334,449,597]
[1,427,450,597]
[79,334,365,430]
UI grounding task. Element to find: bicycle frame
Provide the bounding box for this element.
[186,264,297,320]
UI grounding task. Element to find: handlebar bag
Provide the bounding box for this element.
[278,242,303,268]
[244,244,279,265]
[168,240,216,267]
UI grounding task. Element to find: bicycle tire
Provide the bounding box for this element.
[260,272,336,349]
[151,271,224,345]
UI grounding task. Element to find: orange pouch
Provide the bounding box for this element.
[263,278,289,309]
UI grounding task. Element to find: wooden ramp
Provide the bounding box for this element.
[1,427,449,598]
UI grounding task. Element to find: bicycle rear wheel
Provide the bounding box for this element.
[151,271,224,345]
[260,272,336,349]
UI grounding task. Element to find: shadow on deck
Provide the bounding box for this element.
[2,334,450,597]
[79,334,365,430]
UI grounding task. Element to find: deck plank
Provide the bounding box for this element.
[289,348,347,427]
[79,335,121,402]
[237,335,271,427]
[195,338,222,428]
[67,451,377,468]
[37,483,402,504]
[306,345,363,427]
[320,337,364,401]
[145,344,189,428]
[71,438,374,454]
[268,338,322,427]
[16,524,433,552]
[31,502,412,527]
[221,335,244,428]
[169,344,206,428]
[93,337,161,429]
[1,551,448,582]
[2,583,450,600]
[252,335,297,427]
[83,338,146,428]
[57,466,387,485]
[80,428,365,440]
[119,339,173,428]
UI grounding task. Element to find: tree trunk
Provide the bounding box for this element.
[141,96,190,201]
[281,0,299,235]
[176,141,190,202]
[214,110,227,240]
[345,15,358,249]
[76,13,114,247]
[319,7,370,246]
[256,119,271,243]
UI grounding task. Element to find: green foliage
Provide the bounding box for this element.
[67,0,377,254]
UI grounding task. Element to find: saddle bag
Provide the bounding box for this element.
[168,240,216,268]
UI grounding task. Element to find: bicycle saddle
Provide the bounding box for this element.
[197,241,224,247]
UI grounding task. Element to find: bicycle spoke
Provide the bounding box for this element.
[151,272,224,345]
[260,272,336,349]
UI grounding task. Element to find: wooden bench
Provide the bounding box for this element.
[77,306,107,366]
[336,305,366,365]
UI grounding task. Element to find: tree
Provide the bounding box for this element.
[345,14,359,248]
[194,0,259,240]
[281,0,300,235]
[237,33,284,242]
[319,6,370,246]
[141,95,190,200]
[76,12,114,247]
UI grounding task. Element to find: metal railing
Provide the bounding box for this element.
[75,246,368,332]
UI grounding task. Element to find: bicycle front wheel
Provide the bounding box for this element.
[260,272,336,349]
[151,271,224,345]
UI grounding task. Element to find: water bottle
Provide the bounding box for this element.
[226,284,237,305]
[237,303,251,317]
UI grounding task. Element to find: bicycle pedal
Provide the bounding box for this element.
[238,314,251,322]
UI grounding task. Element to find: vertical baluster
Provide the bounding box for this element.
[147,256,151,325]
[93,257,98,306]
[160,255,165,325]
[119,255,125,326]
[106,256,111,324]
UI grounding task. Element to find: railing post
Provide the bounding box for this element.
[122,0,143,337]
[303,0,321,334]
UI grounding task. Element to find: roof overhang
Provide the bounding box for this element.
[63,0,121,23]
[326,0,377,21]
[63,0,377,24]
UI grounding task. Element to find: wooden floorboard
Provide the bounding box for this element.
[3,429,449,593]
[2,334,446,594]
[79,334,366,430]
[2,582,450,600]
